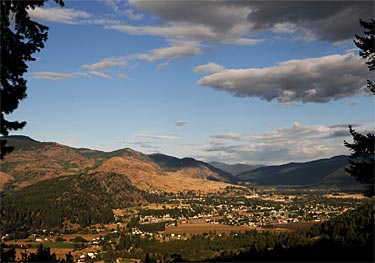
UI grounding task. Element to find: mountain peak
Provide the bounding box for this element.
[1,135,43,151]
[1,135,39,142]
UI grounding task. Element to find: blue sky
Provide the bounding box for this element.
[8,0,374,164]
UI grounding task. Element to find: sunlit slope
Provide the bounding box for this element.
[0,136,235,193]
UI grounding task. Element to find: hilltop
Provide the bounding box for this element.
[0,136,240,231]
[0,135,366,231]
[0,135,235,193]
[1,135,364,192]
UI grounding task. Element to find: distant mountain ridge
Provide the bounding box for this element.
[149,153,235,183]
[0,135,234,193]
[236,155,363,190]
[1,135,363,191]
[0,135,366,231]
[209,161,263,176]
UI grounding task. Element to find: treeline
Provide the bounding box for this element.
[1,172,144,233]
[127,216,168,232]
[1,244,73,263]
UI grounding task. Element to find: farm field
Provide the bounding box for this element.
[323,194,366,199]
[165,222,254,235]
[144,203,191,210]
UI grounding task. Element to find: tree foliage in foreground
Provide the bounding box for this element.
[354,19,375,94]
[345,19,375,197]
[344,126,374,197]
[0,0,63,159]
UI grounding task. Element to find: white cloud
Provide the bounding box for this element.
[124,9,144,21]
[198,53,371,103]
[137,133,180,140]
[211,133,242,141]
[89,71,112,79]
[247,122,330,144]
[32,71,112,80]
[117,73,130,79]
[156,61,171,71]
[200,122,363,164]
[102,0,121,12]
[82,56,128,71]
[81,41,202,73]
[193,62,225,74]
[28,7,90,24]
[31,71,87,80]
[175,120,190,127]
[106,22,261,45]
[102,0,143,20]
[271,22,297,34]
[136,41,202,61]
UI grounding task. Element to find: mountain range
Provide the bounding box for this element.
[0,135,363,191]
[236,155,362,190]
[0,136,235,194]
[0,135,364,230]
[208,161,264,176]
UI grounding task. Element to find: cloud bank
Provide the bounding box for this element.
[199,122,369,165]
[197,53,371,103]
[126,0,373,43]
[28,1,373,44]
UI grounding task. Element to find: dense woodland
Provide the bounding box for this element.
[1,172,144,234]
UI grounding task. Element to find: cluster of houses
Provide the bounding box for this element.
[77,252,98,263]
[115,192,362,231]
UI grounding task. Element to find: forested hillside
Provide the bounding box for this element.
[1,172,145,233]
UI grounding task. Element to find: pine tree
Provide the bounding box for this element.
[354,19,375,93]
[344,19,375,197]
[344,126,374,197]
[1,0,64,159]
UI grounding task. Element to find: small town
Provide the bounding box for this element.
[2,188,366,262]
[116,188,364,232]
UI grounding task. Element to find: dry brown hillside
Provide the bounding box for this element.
[1,136,238,193]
